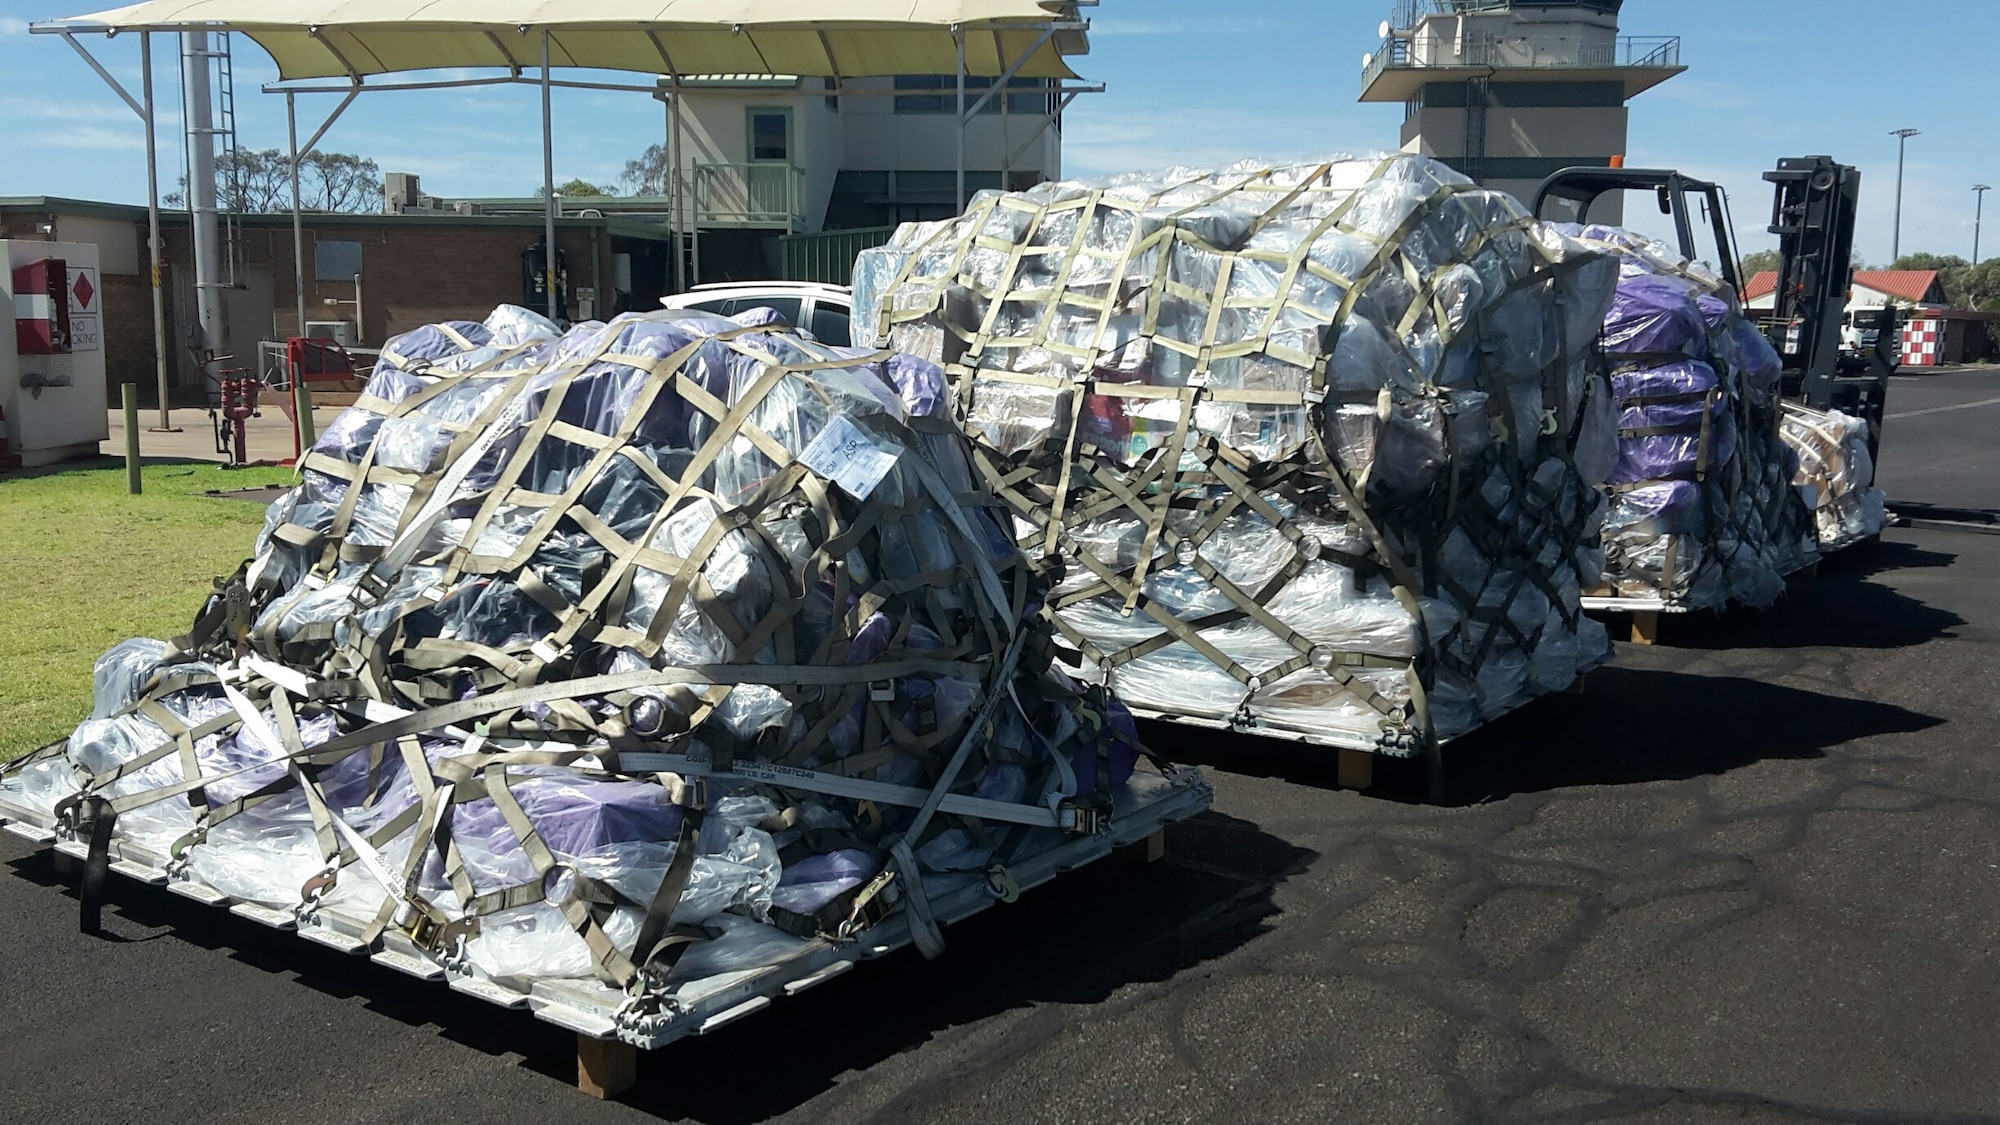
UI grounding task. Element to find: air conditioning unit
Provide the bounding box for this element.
[304,320,357,346]
[454,200,482,215]
[383,171,422,214]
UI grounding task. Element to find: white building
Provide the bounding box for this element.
[1359,0,1685,215]
[415,65,1086,294]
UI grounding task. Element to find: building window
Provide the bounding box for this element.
[748,109,791,162]
[315,239,362,281]
[893,75,1054,115]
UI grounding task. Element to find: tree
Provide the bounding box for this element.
[537,178,619,198]
[165,149,382,213]
[620,145,670,196]
[1738,248,1780,279]
[1875,252,2000,314]
[1889,252,1968,273]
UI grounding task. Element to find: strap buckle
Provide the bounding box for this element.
[833,867,900,942]
[399,905,479,956]
[1056,796,1110,836]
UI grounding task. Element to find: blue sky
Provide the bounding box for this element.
[0,0,1992,266]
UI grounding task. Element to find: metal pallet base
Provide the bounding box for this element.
[0,771,1209,1094]
[1118,647,1611,790]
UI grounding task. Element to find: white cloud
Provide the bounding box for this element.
[9,98,177,126]
[17,126,149,153]
[0,17,30,36]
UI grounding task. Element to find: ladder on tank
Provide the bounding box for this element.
[178,32,245,288]
[215,32,244,287]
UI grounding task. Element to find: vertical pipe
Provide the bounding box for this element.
[287,92,314,451]
[955,27,966,213]
[122,383,141,495]
[541,31,558,320]
[182,32,222,360]
[670,85,686,293]
[141,32,171,431]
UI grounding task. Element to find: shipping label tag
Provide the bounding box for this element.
[798,415,901,501]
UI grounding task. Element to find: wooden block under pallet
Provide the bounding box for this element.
[1116,829,1166,864]
[577,1033,638,1100]
[1628,611,1659,646]
[1336,747,1374,790]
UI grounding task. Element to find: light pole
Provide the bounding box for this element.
[1975,184,1991,264]
[1891,127,1921,263]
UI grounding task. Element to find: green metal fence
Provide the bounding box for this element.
[780,225,897,286]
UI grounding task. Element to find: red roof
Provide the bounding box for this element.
[1743,269,1942,305]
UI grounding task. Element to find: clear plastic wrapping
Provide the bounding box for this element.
[1781,404,1887,551]
[11,303,1205,994]
[857,154,1621,751]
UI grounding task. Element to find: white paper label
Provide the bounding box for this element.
[797,415,901,501]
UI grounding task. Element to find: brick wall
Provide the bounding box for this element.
[163,221,612,345]
[99,272,159,398]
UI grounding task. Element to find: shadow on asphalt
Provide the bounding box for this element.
[1431,665,1944,805]
[9,809,1310,1122]
[1657,539,1966,651]
[1154,667,1942,809]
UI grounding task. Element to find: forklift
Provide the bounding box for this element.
[1529,156,1895,467]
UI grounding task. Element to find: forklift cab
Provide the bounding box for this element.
[1530,167,1745,293]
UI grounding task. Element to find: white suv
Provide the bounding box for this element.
[660,281,854,346]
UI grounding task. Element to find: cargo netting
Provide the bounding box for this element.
[854,155,1623,758]
[2,305,1207,1001]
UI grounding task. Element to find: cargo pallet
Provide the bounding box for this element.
[0,771,1209,1099]
[1581,555,1825,646]
[1118,647,1607,795]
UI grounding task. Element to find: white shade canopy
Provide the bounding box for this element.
[38,0,1091,81]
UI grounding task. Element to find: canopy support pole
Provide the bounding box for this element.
[954,25,966,214]
[1007,89,1093,172]
[950,25,1063,206]
[140,33,173,431]
[287,94,307,352]
[285,91,316,452]
[541,31,558,321]
[278,82,356,454]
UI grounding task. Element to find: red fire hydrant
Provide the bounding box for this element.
[218,373,259,466]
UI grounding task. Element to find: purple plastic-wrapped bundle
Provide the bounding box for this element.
[1608,360,1734,485]
[5,303,1207,1013]
[1562,225,1816,608]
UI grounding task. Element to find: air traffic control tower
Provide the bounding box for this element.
[1359,1,1685,218]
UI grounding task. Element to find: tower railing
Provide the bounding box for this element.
[1363,33,1680,92]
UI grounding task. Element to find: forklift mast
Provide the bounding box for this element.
[1764,156,1892,453]
[1529,157,1891,465]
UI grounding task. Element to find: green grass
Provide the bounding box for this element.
[0,459,295,760]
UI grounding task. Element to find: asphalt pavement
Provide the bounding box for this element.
[4,370,1998,1123]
